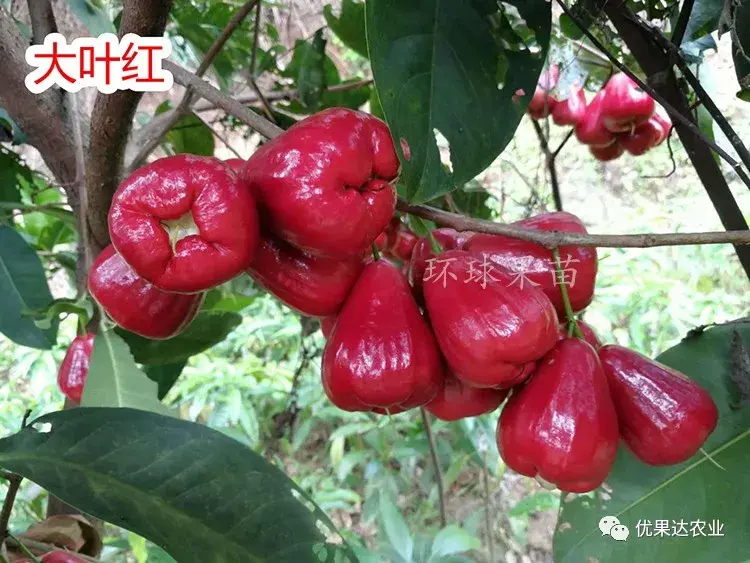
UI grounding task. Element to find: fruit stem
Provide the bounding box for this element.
[371,242,381,261]
[427,231,444,254]
[552,247,583,339]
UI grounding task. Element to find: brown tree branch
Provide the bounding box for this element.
[398,198,750,247]
[126,0,259,172]
[0,7,76,189]
[84,0,173,258]
[163,60,285,139]
[27,0,57,45]
[531,119,563,211]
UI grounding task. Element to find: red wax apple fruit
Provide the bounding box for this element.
[322,259,443,412]
[527,65,560,119]
[58,333,95,404]
[590,141,624,162]
[463,211,597,317]
[575,89,617,147]
[408,228,472,300]
[618,119,664,156]
[497,338,619,493]
[109,154,259,293]
[598,345,719,465]
[242,108,399,258]
[88,245,203,339]
[426,374,508,421]
[601,72,655,133]
[247,233,363,317]
[552,87,587,126]
[423,250,559,388]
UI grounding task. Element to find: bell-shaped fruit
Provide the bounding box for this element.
[575,89,616,147]
[590,141,624,161]
[322,259,443,412]
[109,155,259,293]
[391,228,418,262]
[88,245,203,339]
[618,119,664,156]
[247,233,363,317]
[552,87,587,126]
[463,212,597,317]
[427,374,508,421]
[243,108,399,258]
[408,228,472,300]
[598,345,718,465]
[527,65,560,119]
[58,333,95,404]
[423,250,559,388]
[497,338,619,493]
[601,72,655,132]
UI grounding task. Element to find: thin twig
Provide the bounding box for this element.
[531,120,563,211]
[420,408,446,528]
[552,128,575,158]
[481,449,494,563]
[164,61,285,140]
[249,0,262,76]
[555,0,750,190]
[128,0,259,171]
[397,197,750,247]
[0,474,21,538]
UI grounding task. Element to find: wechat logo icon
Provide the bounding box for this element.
[599,515,630,542]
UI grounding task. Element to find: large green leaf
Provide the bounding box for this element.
[81,331,171,416]
[0,226,57,349]
[144,361,186,400]
[0,108,26,145]
[0,149,29,222]
[165,114,215,157]
[324,0,368,58]
[366,0,552,203]
[554,323,750,562]
[117,311,242,365]
[0,408,354,563]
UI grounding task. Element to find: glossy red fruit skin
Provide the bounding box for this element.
[40,552,85,562]
[590,141,624,162]
[618,119,664,156]
[223,158,245,173]
[497,338,619,493]
[650,104,672,145]
[320,316,336,338]
[391,229,418,262]
[528,65,560,119]
[322,259,443,412]
[598,345,719,465]
[423,250,559,388]
[408,229,473,300]
[88,246,203,339]
[601,72,655,133]
[575,89,616,147]
[464,212,597,317]
[552,87,587,126]
[426,374,509,421]
[58,333,95,404]
[109,155,259,293]
[243,108,399,258]
[247,233,363,317]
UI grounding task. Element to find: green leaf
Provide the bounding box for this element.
[732,0,750,96]
[298,30,328,111]
[117,311,242,365]
[144,361,186,400]
[62,0,116,35]
[202,289,258,313]
[681,0,723,43]
[554,323,750,562]
[429,526,481,560]
[0,408,354,563]
[509,491,559,517]
[0,108,26,145]
[0,226,57,349]
[165,114,215,157]
[378,493,413,562]
[324,0,368,58]
[81,331,171,416]
[0,148,33,222]
[366,0,552,203]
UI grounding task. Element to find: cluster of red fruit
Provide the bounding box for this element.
[57,107,717,494]
[527,66,673,161]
